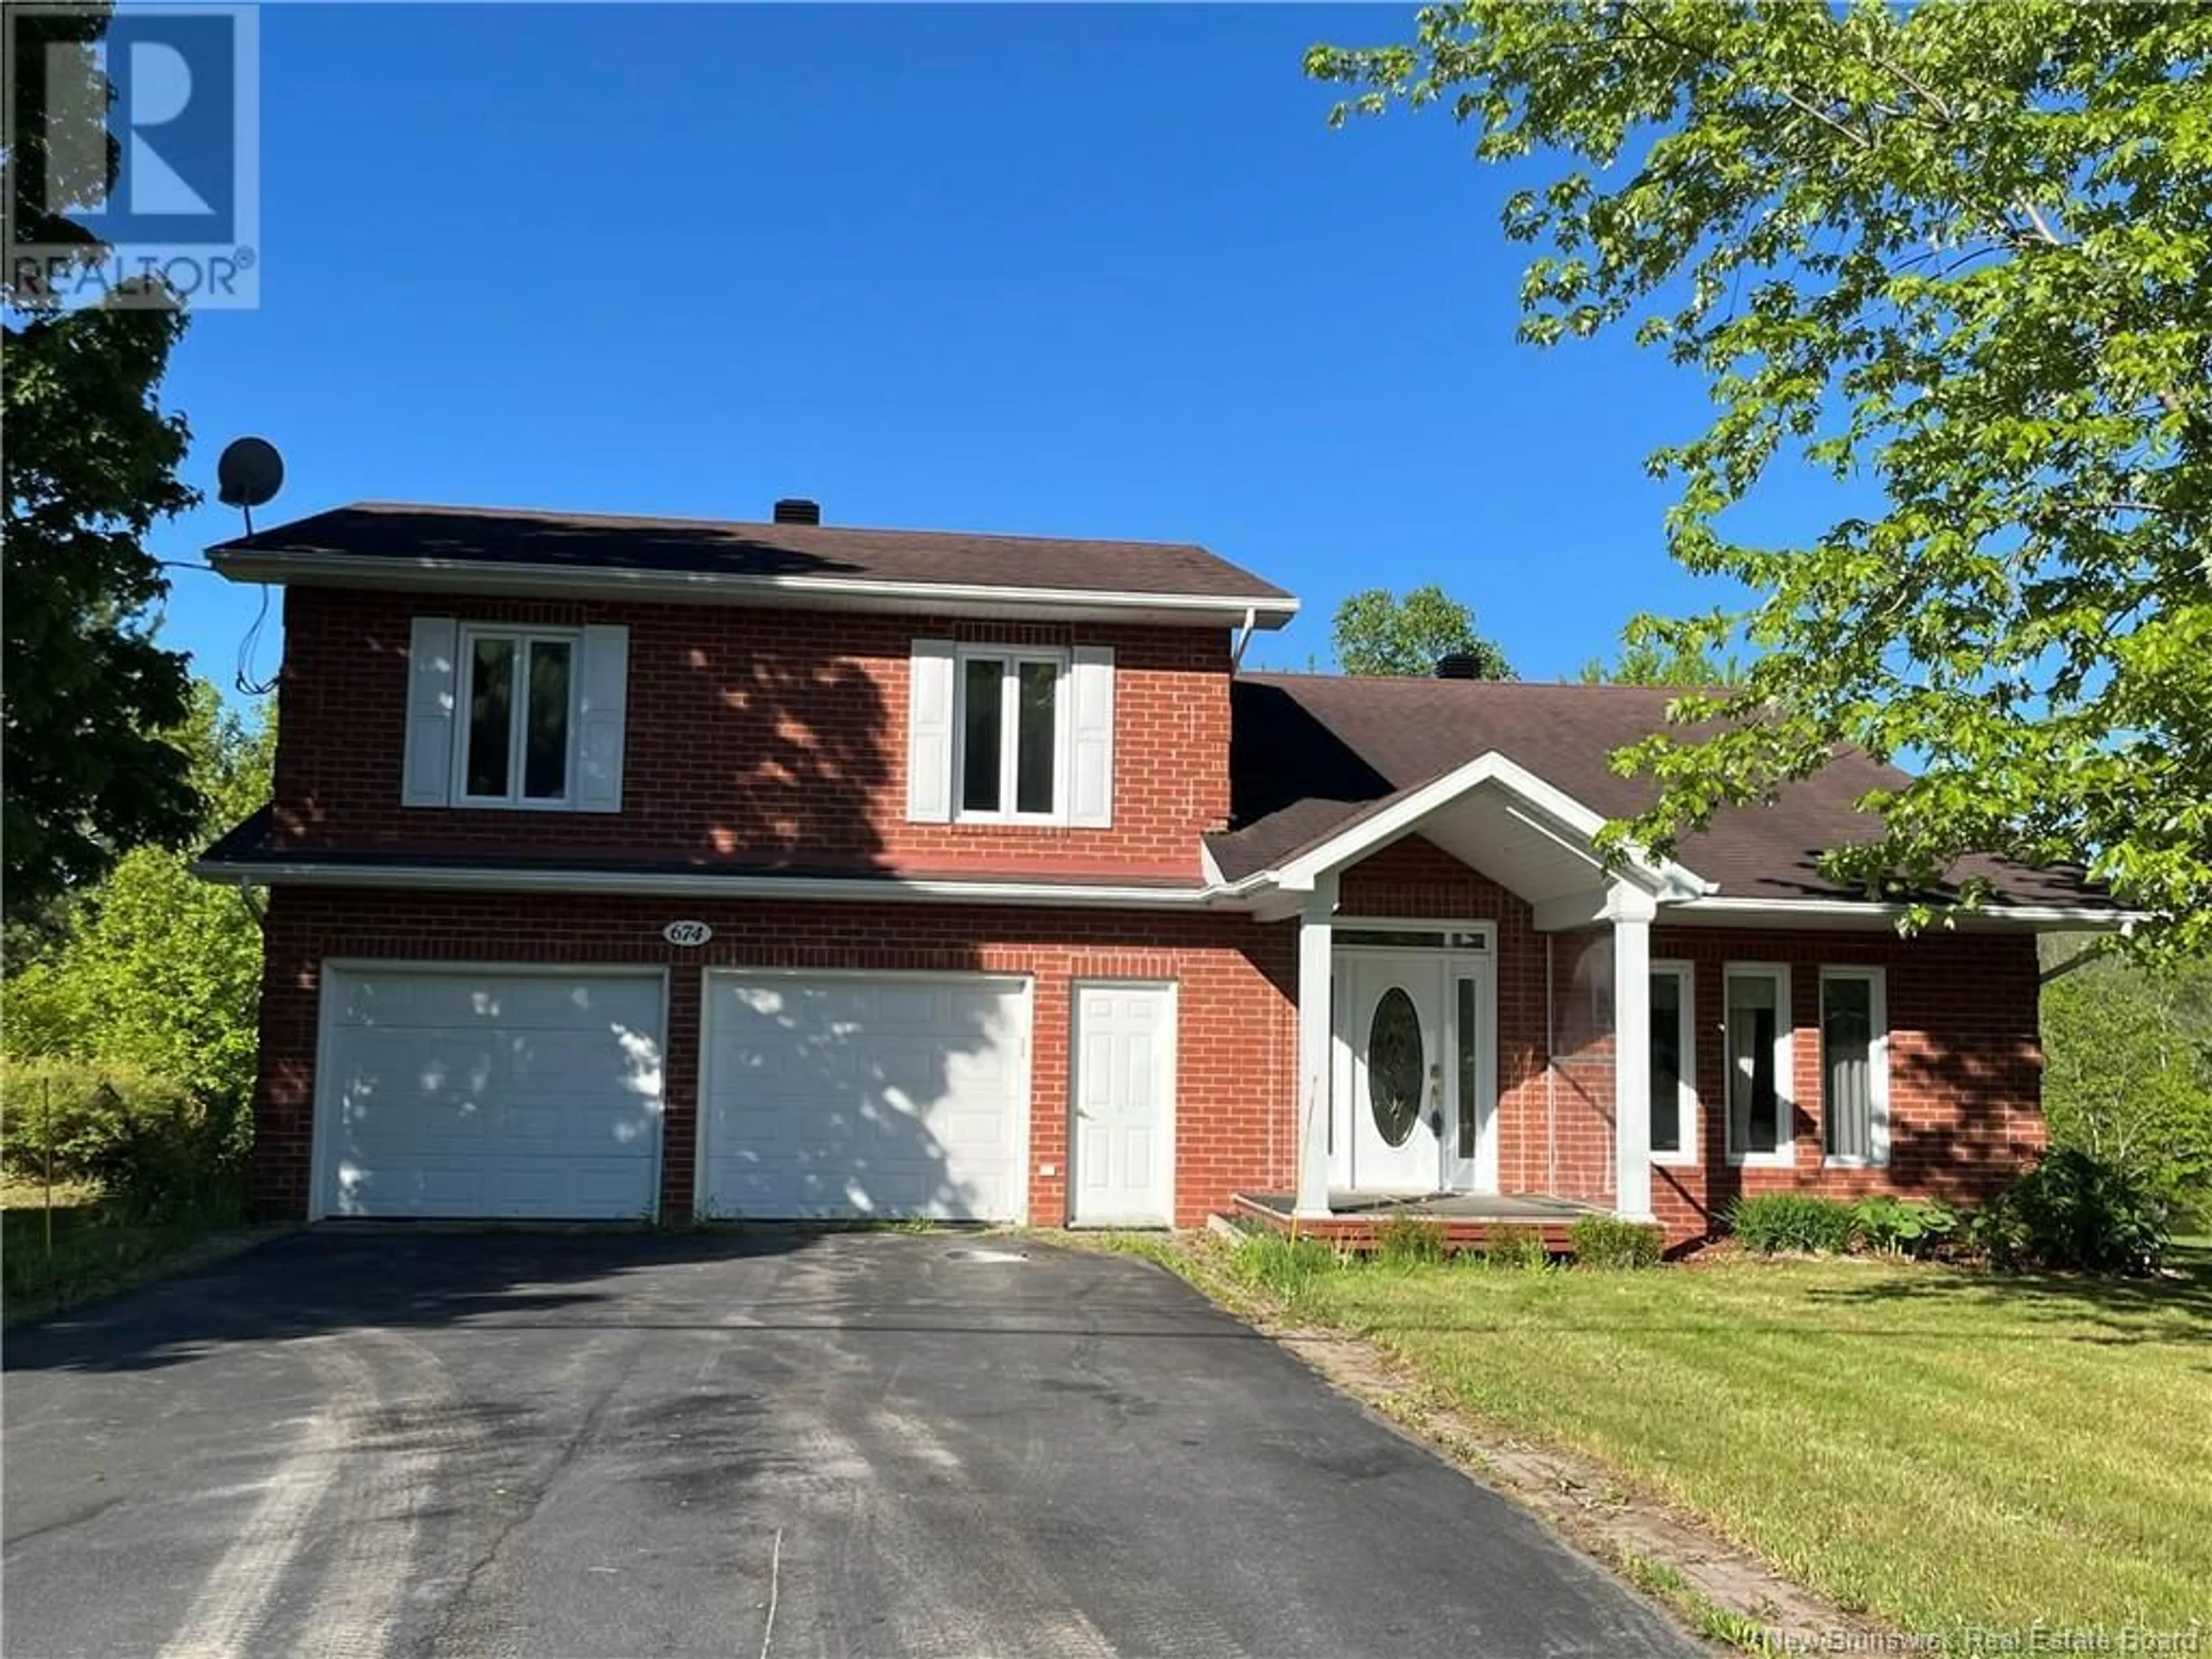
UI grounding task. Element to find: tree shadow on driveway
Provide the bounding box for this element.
[0,1225,1274,1377]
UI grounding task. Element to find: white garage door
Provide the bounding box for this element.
[317,967,665,1220]
[699,973,1029,1221]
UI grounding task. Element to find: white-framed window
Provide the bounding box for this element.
[904,638,1112,828]
[953,646,1070,823]
[1649,960,1696,1165]
[454,625,583,808]
[402,618,626,813]
[1820,965,1889,1167]
[1725,963,1794,1166]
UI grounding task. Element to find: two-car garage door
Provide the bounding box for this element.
[315,966,1029,1223]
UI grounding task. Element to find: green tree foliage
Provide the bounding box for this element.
[1333,584,1513,678]
[4,2,202,923]
[1580,626,1748,686]
[1310,3,2212,949]
[5,687,271,1147]
[3,3,113,264]
[2040,946,2212,1225]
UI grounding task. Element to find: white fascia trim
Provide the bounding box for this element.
[191,857,1277,911]
[1671,896,2141,931]
[1267,749,1714,900]
[207,548,1301,630]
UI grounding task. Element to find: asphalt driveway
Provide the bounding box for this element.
[3,1231,1695,1658]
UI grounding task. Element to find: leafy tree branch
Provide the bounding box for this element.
[1309,1,2211,950]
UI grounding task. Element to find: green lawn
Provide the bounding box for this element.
[1246,1243,2212,1638]
[1,1177,247,1325]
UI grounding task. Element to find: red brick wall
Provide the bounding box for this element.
[253,887,1295,1229]
[1544,921,2044,1239]
[1547,928,1619,1206]
[1642,926,2043,1242]
[271,588,1232,880]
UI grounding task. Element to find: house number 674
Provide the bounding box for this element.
[662,920,713,947]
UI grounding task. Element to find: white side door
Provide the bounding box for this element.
[1070,982,1176,1226]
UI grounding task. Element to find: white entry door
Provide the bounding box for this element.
[1070,982,1176,1226]
[1341,953,1448,1193]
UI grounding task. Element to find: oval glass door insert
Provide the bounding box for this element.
[1367,987,1423,1147]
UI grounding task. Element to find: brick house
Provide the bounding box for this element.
[198,500,2119,1245]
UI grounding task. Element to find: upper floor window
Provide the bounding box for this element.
[905,638,1115,828]
[959,650,1066,821]
[403,617,627,814]
[460,628,577,806]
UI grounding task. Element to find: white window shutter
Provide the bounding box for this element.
[907,639,956,823]
[575,624,630,813]
[1069,645,1115,828]
[402,617,458,807]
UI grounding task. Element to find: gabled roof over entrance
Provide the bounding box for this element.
[1249,749,1713,921]
[1208,675,2116,913]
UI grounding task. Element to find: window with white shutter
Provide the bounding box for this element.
[402,618,459,808]
[402,617,627,812]
[1067,645,1115,827]
[907,640,1115,828]
[906,639,956,823]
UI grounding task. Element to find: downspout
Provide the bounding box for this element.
[1230,606,1259,672]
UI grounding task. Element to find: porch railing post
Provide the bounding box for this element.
[1294,875,1338,1218]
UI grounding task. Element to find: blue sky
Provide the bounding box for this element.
[150,2,1748,698]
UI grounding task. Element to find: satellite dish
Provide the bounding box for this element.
[216,437,284,533]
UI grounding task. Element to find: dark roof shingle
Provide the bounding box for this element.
[210,502,1295,605]
[1207,674,2109,908]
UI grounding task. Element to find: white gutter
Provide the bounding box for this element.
[191,856,1281,911]
[192,850,2128,932]
[207,548,1301,630]
[1669,895,2140,931]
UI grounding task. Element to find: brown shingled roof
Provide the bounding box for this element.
[1207,674,2110,908]
[209,502,1296,606]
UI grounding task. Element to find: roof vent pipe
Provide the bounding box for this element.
[1434,652,1483,680]
[772,498,821,525]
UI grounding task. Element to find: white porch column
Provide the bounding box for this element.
[1293,874,1338,1218]
[1609,884,1657,1221]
